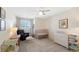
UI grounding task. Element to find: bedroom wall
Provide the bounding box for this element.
[1,7,79,41]
[48,8,79,40]
[35,17,48,30]
[0,8,16,42]
[3,7,16,30]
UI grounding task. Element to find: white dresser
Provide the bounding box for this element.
[54,28,79,48]
[54,30,68,48]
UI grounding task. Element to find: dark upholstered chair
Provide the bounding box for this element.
[17,30,29,41]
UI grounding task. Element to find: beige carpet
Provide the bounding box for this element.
[19,38,71,52]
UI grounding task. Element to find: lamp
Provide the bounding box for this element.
[9,27,17,36]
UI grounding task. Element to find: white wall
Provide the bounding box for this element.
[35,17,48,30]
[0,8,16,45]
[1,7,79,41]
[3,7,16,29]
[48,8,79,40]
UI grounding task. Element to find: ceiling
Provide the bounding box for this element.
[4,7,72,18]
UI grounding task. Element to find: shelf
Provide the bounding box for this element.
[69,45,79,51]
[68,34,79,51]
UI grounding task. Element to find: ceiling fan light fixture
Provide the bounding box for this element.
[38,9,50,16]
[39,11,43,15]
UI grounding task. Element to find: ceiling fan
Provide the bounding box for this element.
[39,9,50,15]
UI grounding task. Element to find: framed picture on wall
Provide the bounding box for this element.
[59,19,68,29]
[0,7,6,31]
[1,8,6,19]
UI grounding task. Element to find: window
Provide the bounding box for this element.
[0,19,6,31]
[20,19,32,29]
